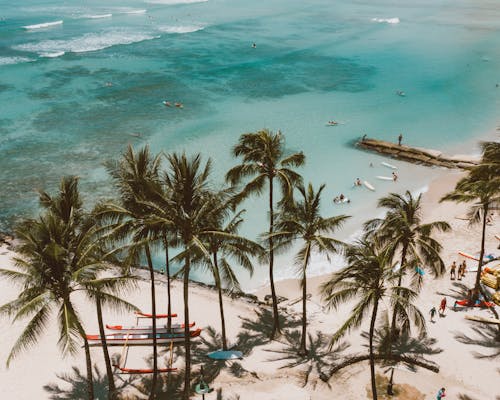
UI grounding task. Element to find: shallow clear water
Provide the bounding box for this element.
[1,0,499,289]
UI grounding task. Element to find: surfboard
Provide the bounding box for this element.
[376,176,393,181]
[381,161,397,170]
[207,350,243,360]
[363,181,375,191]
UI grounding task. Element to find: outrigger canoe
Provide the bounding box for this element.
[456,300,495,308]
[87,328,202,346]
[106,322,195,334]
[113,364,177,374]
[135,311,178,318]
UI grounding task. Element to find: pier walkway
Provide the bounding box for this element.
[356,138,479,169]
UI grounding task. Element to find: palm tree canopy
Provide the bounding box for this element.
[364,191,450,278]
[273,183,350,275]
[320,239,425,347]
[226,129,305,202]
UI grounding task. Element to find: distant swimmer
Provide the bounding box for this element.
[354,178,362,187]
[252,43,256,48]
[327,120,338,126]
[392,171,398,181]
[174,102,183,108]
[396,90,406,97]
[163,101,172,107]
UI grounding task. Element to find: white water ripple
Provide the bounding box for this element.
[23,20,63,30]
[158,25,205,34]
[13,30,159,55]
[371,17,400,24]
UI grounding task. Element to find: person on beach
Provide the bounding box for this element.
[450,261,456,280]
[362,134,367,141]
[398,133,403,145]
[457,263,463,281]
[392,171,398,181]
[436,387,446,400]
[429,306,437,322]
[461,260,467,278]
[439,297,447,316]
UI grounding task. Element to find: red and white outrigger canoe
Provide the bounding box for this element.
[106,322,195,334]
[87,328,202,346]
[135,311,178,319]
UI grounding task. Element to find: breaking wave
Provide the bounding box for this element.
[23,20,63,30]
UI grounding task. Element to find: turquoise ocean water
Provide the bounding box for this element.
[1,0,499,289]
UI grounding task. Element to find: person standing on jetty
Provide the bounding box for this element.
[398,133,403,145]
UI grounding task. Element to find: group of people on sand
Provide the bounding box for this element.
[429,297,448,322]
[449,260,467,280]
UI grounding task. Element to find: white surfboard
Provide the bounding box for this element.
[364,181,375,191]
[376,176,393,181]
[381,161,397,169]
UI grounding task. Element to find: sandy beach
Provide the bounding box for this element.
[1,169,499,400]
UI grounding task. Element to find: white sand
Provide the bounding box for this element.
[1,170,499,399]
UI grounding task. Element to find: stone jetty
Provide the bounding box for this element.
[356,138,479,169]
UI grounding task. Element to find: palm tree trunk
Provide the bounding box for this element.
[268,176,281,340]
[145,245,158,400]
[369,299,380,400]
[475,204,488,291]
[213,252,228,351]
[96,295,117,399]
[387,367,395,395]
[164,235,172,332]
[183,253,191,400]
[83,336,95,400]
[298,245,310,356]
[390,243,408,336]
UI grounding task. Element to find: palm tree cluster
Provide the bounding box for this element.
[3,130,492,400]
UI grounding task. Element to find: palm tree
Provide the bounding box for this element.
[226,129,305,339]
[320,239,425,400]
[162,152,217,400]
[178,194,262,351]
[39,177,139,400]
[273,183,349,355]
[0,178,95,400]
[364,191,450,335]
[99,145,164,399]
[441,143,500,292]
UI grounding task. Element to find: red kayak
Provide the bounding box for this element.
[456,300,495,308]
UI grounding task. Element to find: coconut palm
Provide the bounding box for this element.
[39,176,139,400]
[99,145,164,399]
[226,129,305,339]
[0,177,95,399]
[364,191,450,335]
[175,193,263,351]
[320,239,425,400]
[441,144,500,292]
[162,152,217,400]
[273,183,349,355]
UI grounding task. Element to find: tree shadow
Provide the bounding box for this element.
[439,281,470,301]
[43,363,137,400]
[454,323,500,359]
[237,308,301,354]
[266,330,349,387]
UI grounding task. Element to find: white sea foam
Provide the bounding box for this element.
[23,20,63,30]
[158,25,205,34]
[145,0,208,5]
[13,30,158,55]
[40,51,65,58]
[84,14,113,19]
[0,56,34,66]
[371,17,400,24]
[122,9,147,14]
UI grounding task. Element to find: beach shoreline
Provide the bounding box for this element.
[1,163,499,399]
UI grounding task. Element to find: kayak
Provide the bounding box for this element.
[381,161,397,169]
[87,328,202,346]
[363,181,375,191]
[207,350,243,360]
[456,300,495,308]
[106,322,195,334]
[376,176,393,181]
